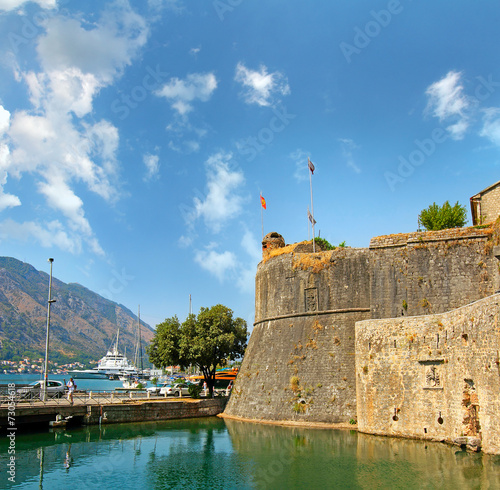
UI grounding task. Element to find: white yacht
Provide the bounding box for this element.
[96,348,138,376]
[70,328,138,379]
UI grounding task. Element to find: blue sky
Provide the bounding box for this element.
[0,1,499,331]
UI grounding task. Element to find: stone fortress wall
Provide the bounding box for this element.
[356,294,500,454]
[225,245,371,423]
[223,224,500,453]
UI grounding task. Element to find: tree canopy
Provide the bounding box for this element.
[418,201,468,231]
[147,304,248,396]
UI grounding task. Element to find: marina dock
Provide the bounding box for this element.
[1,391,228,430]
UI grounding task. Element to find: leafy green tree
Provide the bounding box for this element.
[148,305,248,397]
[148,316,182,367]
[418,201,467,231]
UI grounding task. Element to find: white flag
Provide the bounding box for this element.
[308,209,316,225]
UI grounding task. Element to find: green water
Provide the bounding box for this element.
[2,417,500,489]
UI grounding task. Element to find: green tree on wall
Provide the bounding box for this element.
[147,304,248,397]
[418,201,468,231]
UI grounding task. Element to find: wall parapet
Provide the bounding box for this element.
[369,226,492,250]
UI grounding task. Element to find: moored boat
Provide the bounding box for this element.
[68,369,108,379]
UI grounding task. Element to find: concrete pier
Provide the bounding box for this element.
[1,396,228,430]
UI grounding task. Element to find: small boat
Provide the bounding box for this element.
[122,376,148,389]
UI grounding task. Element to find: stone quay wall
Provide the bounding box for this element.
[224,247,371,424]
[84,398,227,426]
[0,398,227,429]
[356,294,500,454]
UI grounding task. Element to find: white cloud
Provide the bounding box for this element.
[37,10,148,81]
[0,105,10,134]
[155,72,217,115]
[0,218,82,253]
[236,229,261,293]
[480,108,500,146]
[194,246,237,282]
[0,0,56,11]
[143,153,160,181]
[339,138,361,174]
[8,112,119,201]
[1,3,148,256]
[0,107,20,211]
[189,152,245,233]
[235,62,290,107]
[0,172,21,211]
[192,229,260,290]
[147,0,183,13]
[425,71,470,140]
[290,148,310,182]
[178,234,193,248]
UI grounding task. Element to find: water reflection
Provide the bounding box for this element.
[2,418,500,489]
[224,419,500,489]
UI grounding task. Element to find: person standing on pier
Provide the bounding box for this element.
[67,378,76,405]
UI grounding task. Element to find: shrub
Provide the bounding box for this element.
[188,384,202,399]
[418,201,467,231]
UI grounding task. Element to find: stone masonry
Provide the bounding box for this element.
[356,295,500,454]
[224,224,500,453]
[471,180,500,225]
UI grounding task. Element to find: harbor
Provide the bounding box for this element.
[0,374,228,431]
[3,415,500,488]
[1,391,227,430]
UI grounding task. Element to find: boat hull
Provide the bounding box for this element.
[68,370,108,379]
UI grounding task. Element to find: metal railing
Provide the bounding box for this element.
[0,387,230,408]
[0,388,165,407]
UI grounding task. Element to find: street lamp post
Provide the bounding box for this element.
[42,258,56,402]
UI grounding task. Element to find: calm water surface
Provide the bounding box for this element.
[2,416,500,489]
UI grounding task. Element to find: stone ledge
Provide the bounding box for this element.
[219,412,356,430]
[370,226,492,250]
[254,308,371,326]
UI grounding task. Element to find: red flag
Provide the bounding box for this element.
[308,158,315,174]
[260,195,266,209]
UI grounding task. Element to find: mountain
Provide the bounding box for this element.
[0,257,155,364]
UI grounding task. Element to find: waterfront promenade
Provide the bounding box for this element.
[1,390,228,429]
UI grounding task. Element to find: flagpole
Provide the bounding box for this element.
[307,206,311,240]
[260,193,264,240]
[308,158,316,253]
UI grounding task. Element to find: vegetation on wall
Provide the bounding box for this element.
[313,238,346,250]
[418,201,467,231]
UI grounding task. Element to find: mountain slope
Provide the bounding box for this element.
[0,257,154,363]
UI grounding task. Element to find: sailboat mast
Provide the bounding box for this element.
[138,305,143,374]
[115,327,120,355]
